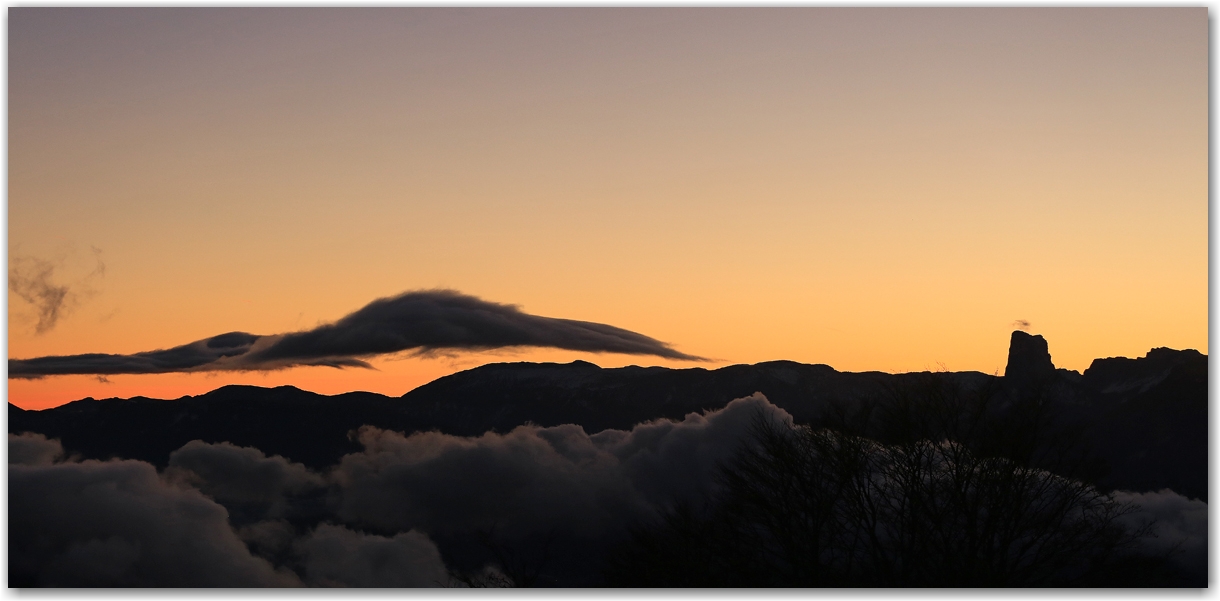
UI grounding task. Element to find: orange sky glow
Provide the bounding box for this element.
[8,8,1207,410]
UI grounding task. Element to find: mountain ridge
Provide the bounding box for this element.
[10,339,1207,501]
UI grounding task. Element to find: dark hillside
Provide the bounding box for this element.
[10,335,1206,501]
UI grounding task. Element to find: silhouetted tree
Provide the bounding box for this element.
[606,377,1159,587]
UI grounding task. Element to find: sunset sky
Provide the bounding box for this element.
[8,8,1207,410]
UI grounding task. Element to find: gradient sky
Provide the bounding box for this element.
[8,8,1208,410]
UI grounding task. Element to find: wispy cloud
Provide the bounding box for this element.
[9,289,706,378]
[9,247,105,335]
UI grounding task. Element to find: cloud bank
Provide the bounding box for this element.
[165,440,327,521]
[293,524,449,587]
[8,395,782,586]
[332,393,780,544]
[8,434,300,587]
[9,289,704,378]
[12,394,1202,587]
[1114,489,1208,583]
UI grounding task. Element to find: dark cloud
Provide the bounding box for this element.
[332,394,783,547]
[251,289,704,363]
[9,289,705,378]
[1114,489,1208,582]
[10,432,65,466]
[9,248,105,335]
[165,440,326,520]
[8,331,294,378]
[7,396,778,587]
[9,395,1206,587]
[302,393,784,585]
[236,519,299,560]
[293,524,448,587]
[9,456,300,586]
[1012,319,1031,331]
[6,433,445,587]
[328,397,1209,586]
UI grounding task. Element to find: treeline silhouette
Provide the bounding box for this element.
[604,378,1179,587]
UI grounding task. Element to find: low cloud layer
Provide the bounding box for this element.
[8,395,781,586]
[333,393,780,544]
[165,440,327,521]
[1114,489,1208,583]
[10,431,65,466]
[11,393,1204,587]
[293,524,448,587]
[8,436,300,587]
[9,289,704,378]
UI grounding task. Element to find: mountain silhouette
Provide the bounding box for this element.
[9,333,1206,500]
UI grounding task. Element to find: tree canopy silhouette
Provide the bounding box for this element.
[605,377,1169,587]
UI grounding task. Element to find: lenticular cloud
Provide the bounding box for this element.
[8,289,705,378]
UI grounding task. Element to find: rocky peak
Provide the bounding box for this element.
[1004,330,1056,384]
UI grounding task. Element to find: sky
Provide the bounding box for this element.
[7,8,1208,410]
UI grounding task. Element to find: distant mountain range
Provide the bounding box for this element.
[10,332,1207,501]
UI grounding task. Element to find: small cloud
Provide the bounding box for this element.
[1012,319,1031,331]
[9,247,105,335]
[9,432,65,467]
